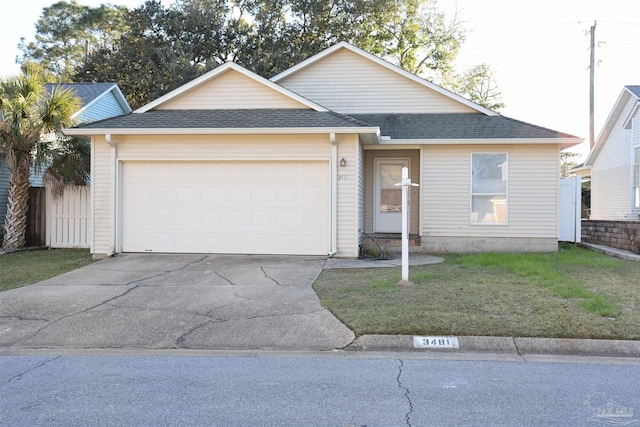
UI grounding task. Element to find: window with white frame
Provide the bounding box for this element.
[634,147,640,209]
[471,153,508,224]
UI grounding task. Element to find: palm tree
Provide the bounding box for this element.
[0,64,86,250]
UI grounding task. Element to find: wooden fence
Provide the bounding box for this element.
[46,185,90,248]
[26,187,46,247]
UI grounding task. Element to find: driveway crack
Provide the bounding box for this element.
[0,315,50,323]
[176,319,215,348]
[0,356,61,388]
[214,271,236,286]
[260,267,282,286]
[397,359,413,427]
[14,270,170,346]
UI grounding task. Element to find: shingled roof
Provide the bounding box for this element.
[73,109,374,130]
[349,113,579,140]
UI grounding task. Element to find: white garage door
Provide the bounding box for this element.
[121,161,330,255]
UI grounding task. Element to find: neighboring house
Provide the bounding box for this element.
[30,83,132,186]
[582,85,640,220]
[0,82,131,240]
[65,42,581,258]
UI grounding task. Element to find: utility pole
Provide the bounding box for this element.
[589,21,597,149]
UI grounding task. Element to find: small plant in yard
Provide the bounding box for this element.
[313,244,640,340]
[0,249,93,292]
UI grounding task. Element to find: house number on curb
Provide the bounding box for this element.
[413,336,459,349]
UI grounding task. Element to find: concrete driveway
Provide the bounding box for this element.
[0,254,354,351]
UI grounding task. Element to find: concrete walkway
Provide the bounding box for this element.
[0,254,354,351]
[324,253,444,269]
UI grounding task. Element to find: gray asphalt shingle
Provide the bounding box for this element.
[74,109,374,129]
[72,109,578,140]
[349,113,578,139]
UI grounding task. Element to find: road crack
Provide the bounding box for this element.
[0,356,61,388]
[397,359,413,427]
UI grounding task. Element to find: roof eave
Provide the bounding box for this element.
[380,137,583,146]
[63,126,380,136]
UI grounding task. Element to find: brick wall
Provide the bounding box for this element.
[581,220,640,254]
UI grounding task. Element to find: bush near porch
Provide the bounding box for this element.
[313,244,640,340]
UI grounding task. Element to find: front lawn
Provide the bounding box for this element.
[0,249,94,292]
[313,244,640,340]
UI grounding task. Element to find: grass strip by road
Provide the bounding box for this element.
[0,249,94,292]
[313,244,640,340]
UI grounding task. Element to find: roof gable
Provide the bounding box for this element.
[272,42,496,116]
[137,62,327,113]
[45,82,131,121]
[585,85,640,166]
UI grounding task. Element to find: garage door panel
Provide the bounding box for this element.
[122,161,330,255]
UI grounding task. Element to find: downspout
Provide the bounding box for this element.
[328,132,338,257]
[106,134,117,256]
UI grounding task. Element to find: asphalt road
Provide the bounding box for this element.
[2,352,639,426]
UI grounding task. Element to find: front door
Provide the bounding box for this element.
[374,158,410,233]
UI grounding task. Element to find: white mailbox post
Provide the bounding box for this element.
[395,166,419,285]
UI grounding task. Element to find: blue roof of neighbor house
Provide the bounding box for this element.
[626,85,640,98]
[44,83,119,108]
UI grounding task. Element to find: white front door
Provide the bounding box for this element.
[374,158,410,233]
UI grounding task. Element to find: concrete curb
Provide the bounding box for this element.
[348,335,640,358]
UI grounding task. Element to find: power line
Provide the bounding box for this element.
[467,21,580,32]
[462,41,585,51]
[597,20,640,26]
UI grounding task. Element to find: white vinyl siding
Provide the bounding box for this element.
[336,135,360,257]
[421,144,559,239]
[358,142,365,246]
[633,116,640,214]
[277,49,477,114]
[91,138,112,254]
[591,96,636,220]
[157,69,309,110]
[634,147,640,209]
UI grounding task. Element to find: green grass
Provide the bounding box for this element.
[0,249,94,292]
[313,244,640,340]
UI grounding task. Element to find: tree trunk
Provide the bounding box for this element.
[2,158,31,250]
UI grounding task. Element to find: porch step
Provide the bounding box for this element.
[361,234,421,254]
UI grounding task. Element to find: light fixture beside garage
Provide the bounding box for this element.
[340,157,347,167]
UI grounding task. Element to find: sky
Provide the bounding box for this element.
[1,0,639,160]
